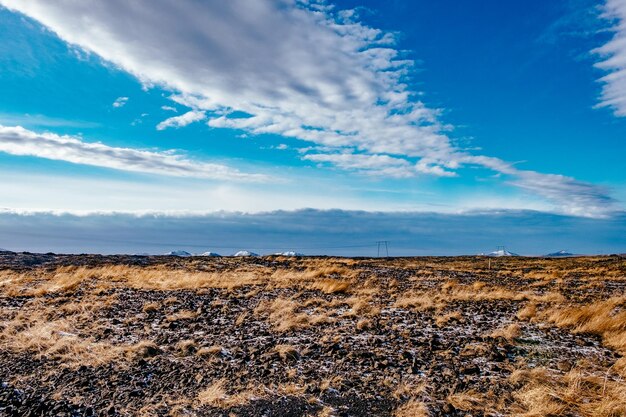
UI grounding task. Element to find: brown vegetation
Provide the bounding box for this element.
[0,253,625,416]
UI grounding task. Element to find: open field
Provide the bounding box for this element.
[0,252,625,416]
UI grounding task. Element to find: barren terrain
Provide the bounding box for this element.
[0,252,625,416]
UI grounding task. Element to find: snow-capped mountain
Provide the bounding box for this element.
[198,252,221,257]
[273,251,304,257]
[164,250,192,257]
[486,249,519,257]
[233,250,258,257]
[544,250,575,257]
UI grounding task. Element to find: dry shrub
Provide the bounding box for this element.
[0,310,165,367]
[450,285,527,302]
[254,297,330,332]
[197,345,227,357]
[197,379,229,407]
[394,399,429,417]
[343,296,380,317]
[304,264,354,279]
[460,342,491,357]
[142,302,160,312]
[447,390,491,412]
[517,303,537,321]
[356,319,372,331]
[472,281,487,290]
[490,323,522,341]
[309,279,351,294]
[394,293,442,311]
[544,297,626,353]
[614,357,626,378]
[197,379,306,409]
[435,311,463,327]
[166,309,199,322]
[176,339,199,356]
[127,340,161,359]
[510,367,626,417]
[532,291,566,303]
[235,311,248,326]
[392,378,428,400]
[273,344,300,361]
[5,265,267,296]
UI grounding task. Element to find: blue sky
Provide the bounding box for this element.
[0,0,625,254]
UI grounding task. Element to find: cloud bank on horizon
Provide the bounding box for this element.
[0,0,624,228]
[1,209,624,256]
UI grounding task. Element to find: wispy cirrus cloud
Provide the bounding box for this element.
[0,0,619,217]
[594,0,626,116]
[0,125,266,181]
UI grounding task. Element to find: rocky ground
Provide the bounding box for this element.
[0,252,625,416]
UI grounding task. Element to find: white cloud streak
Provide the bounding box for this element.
[304,152,456,178]
[0,125,266,181]
[112,96,128,108]
[156,110,205,130]
[595,0,626,116]
[0,0,619,216]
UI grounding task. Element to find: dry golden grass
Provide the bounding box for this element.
[517,303,538,321]
[0,308,166,367]
[142,301,160,312]
[175,339,199,356]
[394,293,441,311]
[166,309,198,322]
[394,399,429,417]
[196,379,307,409]
[308,279,351,294]
[543,297,626,354]
[489,323,522,341]
[273,344,299,361]
[1,255,625,414]
[447,390,492,412]
[197,379,229,407]
[254,297,331,332]
[435,311,463,326]
[510,367,626,417]
[197,345,224,357]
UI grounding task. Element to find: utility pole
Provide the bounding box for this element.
[376,241,389,257]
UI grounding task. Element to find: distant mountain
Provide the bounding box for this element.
[486,249,519,257]
[133,252,151,256]
[164,250,192,257]
[273,251,304,257]
[233,250,258,257]
[198,252,221,257]
[545,250,575,257]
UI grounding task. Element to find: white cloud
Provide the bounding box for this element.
[112,96,128,108]
[156,110,205,130]
[594,0,626,116]
[0,125,266,181]
[461,155,617,217]
[161,105,177,112]
[0,1,453,169]
[0,0,619,216]
[1,209,624,255]
[304,152,456,178]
